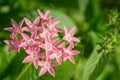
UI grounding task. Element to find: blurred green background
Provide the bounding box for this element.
[0,0,120,80]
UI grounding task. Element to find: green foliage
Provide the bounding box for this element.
[81,45,110,80]
[0,46,16,76]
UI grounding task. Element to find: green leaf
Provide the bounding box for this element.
[50,9,76,30]
[0,45,16,75]
[81,45,110,80]
[15,63,39,80]
[78,0,89,14]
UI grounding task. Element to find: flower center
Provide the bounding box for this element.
[27,39,35,46]
[66,34,71,41]
[11,41,18,47]
[45,43,52,50]
[14,27,20,33]
[55,53,60,57]
[65,49,72,55]
[44,62,51,69]
[30,25,36,31]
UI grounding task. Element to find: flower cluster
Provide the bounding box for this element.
[4,9,80,77]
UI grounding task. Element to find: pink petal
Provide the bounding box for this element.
[69,27,75,36]
[52,39,58,45]
[45,10,50,18]
[21,33,29,41]
[72,50,80,55]
[39,67,47,76]
[37,26,43,31]
[68,43,74,50]
[39,44,45,49]
[52,21,60,27]
[33,59,39,69]
[4,27,13,32]
[45,36,51,43]
[62,53,69,57]
[63,57,68,61]
[49,54,56,59]
[10,34,17,40]
[31,32,37,39]
[22,27,30,31]
[11,19,18,28]
[58,42,65,49]
[24,18,32,27]
[52,47,58,54]
[48,67,55,77]
[38,10,44,18]
[69,56,75,64]
[56,27,63,32]
[19,19,24,28]
[19,42,27,47]
[57,57,62,65]
[24,48,32,54]
[22,56,32,63]
[8,47,15,53]
[4,40,11,45]
[33,16,40,25]
[46,51,51,56]
[63,36,67,41]
[38,53,46,58]
[51,62,59,67]
[64,26,68,34]
[35,41,41,46]
[16,47,20,52]
[72,37,80,42]
[39,61,45,66]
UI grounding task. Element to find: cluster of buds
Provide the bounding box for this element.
[4,9,80,77]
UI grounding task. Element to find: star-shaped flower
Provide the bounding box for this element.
[39,36,58,56]
[4,34,22,53]
[4,19,24,34]
[20,32,41,47]
[23,17,42,32]
[63,26,80,43]
[47,21,62,32]
[50,50,62,65]
[23,47,46,69]
[38,10,50,22]
[63,44,80,64]
[39,58,58,77]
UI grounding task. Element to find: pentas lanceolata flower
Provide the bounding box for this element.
[4,9,80,77]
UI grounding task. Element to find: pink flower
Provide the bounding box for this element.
[38,10,50,22]
[39,26,51,38]
[4,19,24,34]
[63,26,80,43]
[47,21,62,32]
[23,47,46,69]
[20,32,41,47]
[39,58,58,77]
[39,36,58,56]
[63,44,80,64]
[50,51,62,65]
[4,34,22,53]
[23,17,42,32]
